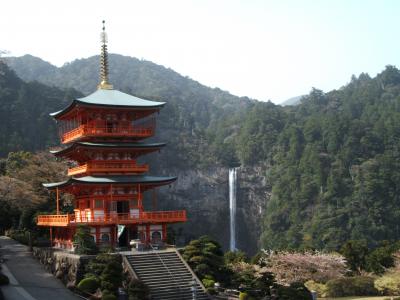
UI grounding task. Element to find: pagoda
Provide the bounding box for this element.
[37,21,187,250]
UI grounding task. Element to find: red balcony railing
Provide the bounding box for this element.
[68,161,149,176]
[61,125,154,143]
[37,210,187,226]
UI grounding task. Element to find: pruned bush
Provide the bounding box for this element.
[77,276,100,294]
[375,273,400,295]
[276,282,313,300]
[73,225,98,255]
[325,276,378,297]
[239,292,251,300]
[101,292,117,300]
[127,279,150,300]
[304,280,327,298]
[202,277,215,288]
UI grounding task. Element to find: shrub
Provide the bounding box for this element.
[77,276,100,294]
[0,273,9,285]
[375,273,400,295]
[277,282,313,300]
[206,287,217,295]
[101,293,117,300]
[202,278,215,288]
[127,279,150,300]
[366,247,396,275]
[73,225,98,255]
[239,292,250,300]
[304,280,327,298]
[325,276,379,297]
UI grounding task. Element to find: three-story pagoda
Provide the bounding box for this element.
[37,22,187,249]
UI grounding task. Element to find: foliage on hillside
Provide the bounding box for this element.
[0,60,80,156]
[258,66,400,250]
[0,151,68,232]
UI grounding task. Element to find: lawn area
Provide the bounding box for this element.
[323,297,398,300]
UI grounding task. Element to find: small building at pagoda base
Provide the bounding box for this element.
[37,25,186,250]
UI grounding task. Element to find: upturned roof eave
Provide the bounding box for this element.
[42,175,177,190]
[50,142,166,156]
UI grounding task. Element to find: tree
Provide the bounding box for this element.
[340,240,369,274]
[73,225,98,255]
[182,236,224,282]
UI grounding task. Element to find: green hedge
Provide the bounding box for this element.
[325,276,379,297]
[77,276,100,294]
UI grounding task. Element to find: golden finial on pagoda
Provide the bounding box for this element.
[98,20,113,90]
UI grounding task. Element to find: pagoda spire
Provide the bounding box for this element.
[98,20,113,90]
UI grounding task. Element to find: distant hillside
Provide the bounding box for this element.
[0,60,80,156]
[4,54,252,126]
[4,54,254,169]
[280,95,303,106]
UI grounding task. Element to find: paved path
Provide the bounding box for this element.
[0,236,81,300]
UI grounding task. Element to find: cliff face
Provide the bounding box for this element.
[156,166,270,255]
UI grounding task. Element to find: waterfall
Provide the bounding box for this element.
[229,168,238,251]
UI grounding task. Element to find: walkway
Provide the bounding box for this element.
[0,236,81,300]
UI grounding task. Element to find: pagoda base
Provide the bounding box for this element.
[48,223,168,250]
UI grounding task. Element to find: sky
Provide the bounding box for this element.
[1,0,400,103]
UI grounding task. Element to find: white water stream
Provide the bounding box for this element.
[229,168,238,251]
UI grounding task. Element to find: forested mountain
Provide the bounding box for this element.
[3,54,400,253]
[4,54,252,170]
[0,60,80,156]
[245,67,400,251]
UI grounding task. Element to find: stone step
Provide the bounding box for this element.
[124,251,209,300]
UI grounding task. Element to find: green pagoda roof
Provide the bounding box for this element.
[43,175,177,190]
[50,142,166,156]
[50,89,165,118]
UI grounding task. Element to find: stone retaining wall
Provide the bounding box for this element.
[32,247,94,288]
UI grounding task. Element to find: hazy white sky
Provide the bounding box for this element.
[1,0,400,103]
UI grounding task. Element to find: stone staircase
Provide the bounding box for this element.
[124,249,210,300]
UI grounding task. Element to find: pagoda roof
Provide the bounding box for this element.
[43,175,177,190]
[50,142,166,156]
[50,89,165,118]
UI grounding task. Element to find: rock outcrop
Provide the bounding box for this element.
[157,165,271,255]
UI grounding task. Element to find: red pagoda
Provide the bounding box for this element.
[37,21,187,250]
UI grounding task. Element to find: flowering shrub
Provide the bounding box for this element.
[259,250,348,285]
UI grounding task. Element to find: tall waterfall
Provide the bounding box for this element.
[229,168,238,251]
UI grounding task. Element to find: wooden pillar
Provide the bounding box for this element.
[49,227,53,247]
[146,224,150,244]
[162,224,167,242]
[138,184,142,209]
[95,226,100,245]
[113,225,117,248]
[56,188,60,215]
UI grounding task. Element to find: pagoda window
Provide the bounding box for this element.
[101,233,110,243]
[94,152,104,160]
[129,199,138,208]
[94,200,103,209]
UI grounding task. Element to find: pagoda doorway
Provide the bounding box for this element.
[118,225,138,247]
[117,200,129,214]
